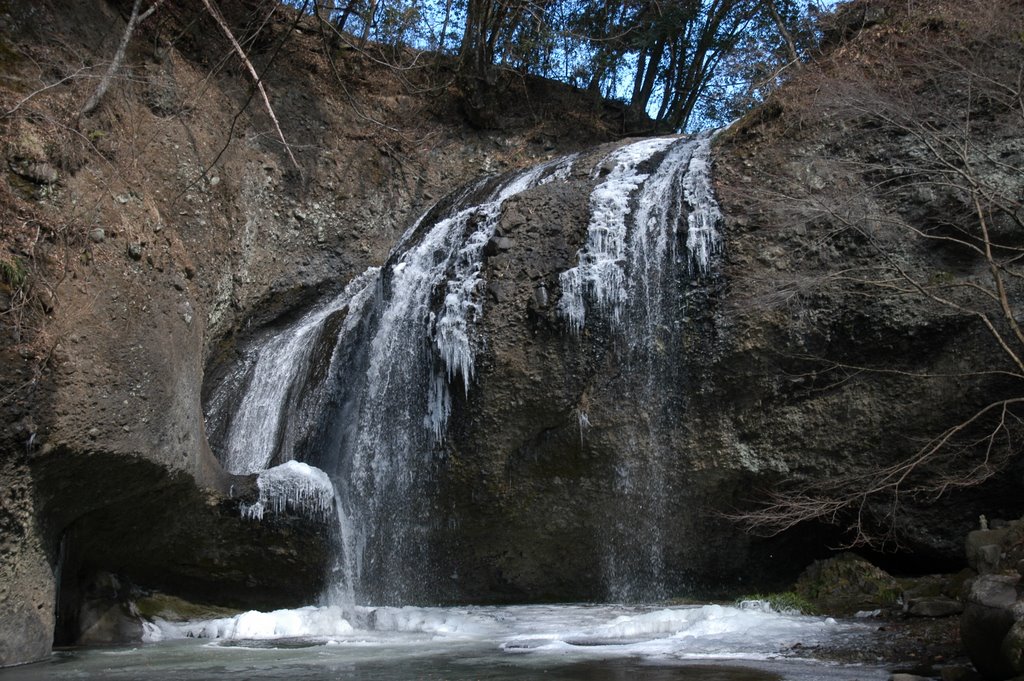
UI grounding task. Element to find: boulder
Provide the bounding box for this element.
[1001,620,1024,677]
[966,523,1020,574]
[907,596,964,618]
[960,574,1021,680]
[794,553,901,616]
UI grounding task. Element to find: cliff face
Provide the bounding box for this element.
[1,0,1022,667]
[0,0,625,665]
[385,0,1024,601]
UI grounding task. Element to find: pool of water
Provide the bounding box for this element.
[0,603,888,681]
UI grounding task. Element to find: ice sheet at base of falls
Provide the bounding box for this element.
[144,603,853,662]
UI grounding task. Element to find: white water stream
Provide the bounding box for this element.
[207,136,728,604]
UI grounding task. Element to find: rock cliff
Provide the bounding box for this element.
[0,0,625,664]
[1,0,1021,667]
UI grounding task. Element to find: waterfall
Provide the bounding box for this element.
[210,155,576,604]
[556,133,722,601]
[208,133,722,606]
[214,269,380,474]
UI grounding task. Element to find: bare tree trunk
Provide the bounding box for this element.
[437,0,454,53]
[336,0,358,34]
[80,0,166,116]
[764,0,800,65]
[199,0,301,171]
[360,0,378,47]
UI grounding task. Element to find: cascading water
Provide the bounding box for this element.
[558,132,722,601]
[207,134,721,607]
[212,268,380,475]
[13,132,895,681]
[115,138,881,681]
[209,154,577,606]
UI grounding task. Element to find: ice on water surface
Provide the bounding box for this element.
[145,602,858,664]
[3,603,884,681]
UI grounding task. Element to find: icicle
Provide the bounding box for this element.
[559,138,676,333]
[682,133,723,275]
[431,156,574,394]
[559,134,723,335]
[240,461,335,523]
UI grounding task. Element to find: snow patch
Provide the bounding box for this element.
[240,461,334,522]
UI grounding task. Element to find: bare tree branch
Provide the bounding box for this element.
[199,0,301,172]
[80,0,166,117]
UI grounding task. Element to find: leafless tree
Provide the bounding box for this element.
[80,0,166,117]
[729,0,1024,547]
[80,0,300,170]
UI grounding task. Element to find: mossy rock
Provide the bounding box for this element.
[736,591,819,615]
[133,592,241,622]
[794,553,900,616]
[898,569,973,601]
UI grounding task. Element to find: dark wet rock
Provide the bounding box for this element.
[74,573,143,646]
[960,574,1021,680]
[908,597,964,618]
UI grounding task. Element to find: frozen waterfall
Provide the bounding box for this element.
[559,132,721,335]
[208,133,723,606]
[557,133,723,601]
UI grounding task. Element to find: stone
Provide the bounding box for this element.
[127,243,143,261]
[967,528,1011,574]
[795,553,901,616]
[907,596,963,618]
[939,668,976,681]
[484,236,514,257]
[77,602,143,645]
[1001,620,1024,675]
[960,574,1021,680]
[89,228,105,243]
[533,285,548,307]
[12,160,59,185]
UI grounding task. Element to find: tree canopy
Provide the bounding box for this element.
[296,0,832,131]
